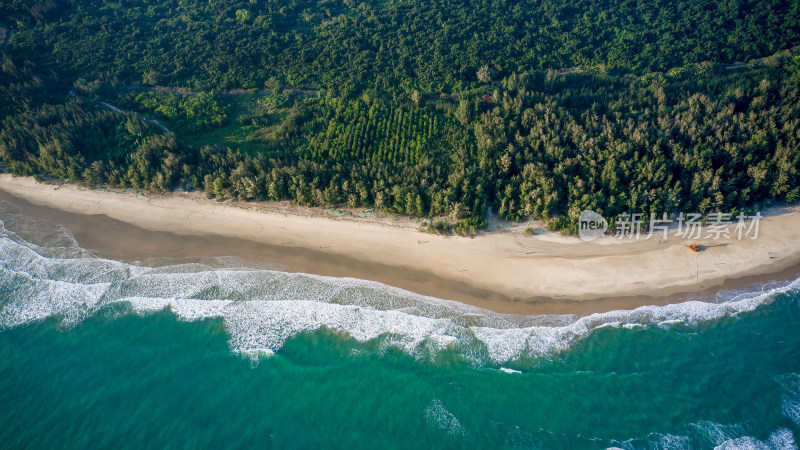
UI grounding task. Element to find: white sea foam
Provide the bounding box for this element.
[779,374,800,426]
[1,207,799,364]
[690,421,750,447]
[714,428,797,450]
[125,296,463,355]
[651,434,693,450]
[615,433,692,450]
[423,398,466,437]
[767,428,798,449]
[470,278,800,363]
[616,426,797,450]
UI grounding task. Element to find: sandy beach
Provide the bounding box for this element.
[1,173,799,314]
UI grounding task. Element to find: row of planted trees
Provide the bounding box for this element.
[1,51,799,233]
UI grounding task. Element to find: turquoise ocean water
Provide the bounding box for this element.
[1,202,800,449]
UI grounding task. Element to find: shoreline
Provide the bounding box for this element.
[1,174,799,315]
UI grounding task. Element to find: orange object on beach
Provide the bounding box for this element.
[688,243,700,252]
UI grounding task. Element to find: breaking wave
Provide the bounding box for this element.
[1,204,799,365]
[610,424,797,449]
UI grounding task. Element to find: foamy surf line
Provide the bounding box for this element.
[609,423,798,449]
[1,217,799,365]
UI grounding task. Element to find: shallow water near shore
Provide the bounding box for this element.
[2,204,800,448]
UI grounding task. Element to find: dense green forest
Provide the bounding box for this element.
[5,0,800,91]
[1,0,799,233]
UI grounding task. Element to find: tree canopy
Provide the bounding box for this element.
[1,0,799,233]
